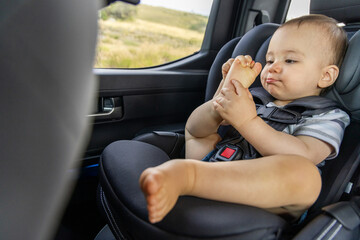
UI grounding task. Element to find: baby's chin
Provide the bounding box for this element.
[264,87,288,100]
[260,83,275,96]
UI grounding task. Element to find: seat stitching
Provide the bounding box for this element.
[315,219,337,240]
[328,223,343,240]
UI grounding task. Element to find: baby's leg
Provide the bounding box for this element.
[223,55,262,89]
[139,159,195,223]
[140,155,321,223]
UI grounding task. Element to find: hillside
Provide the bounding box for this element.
[95,3,208,68]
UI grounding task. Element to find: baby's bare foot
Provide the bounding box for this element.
[224,55,262,89]
[139,162,186,223]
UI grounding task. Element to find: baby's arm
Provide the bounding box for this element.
[184,58,238,160]
[239,114,333,165]
[215,79,333,165]
[185,100,223,160]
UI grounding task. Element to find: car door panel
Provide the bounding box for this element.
[85,68,208,158]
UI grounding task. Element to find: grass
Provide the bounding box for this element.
[94,4,208,68]
[136,4,208,33]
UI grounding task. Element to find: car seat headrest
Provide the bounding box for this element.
[310,0,360,24]
[326,30,360,122]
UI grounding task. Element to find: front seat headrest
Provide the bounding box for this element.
[310,0,360,24]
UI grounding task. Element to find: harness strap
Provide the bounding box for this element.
[256,105,302,124]
[251,87,340,116]
[256,105,303,132]
[250,87,274,105]
[209,87,341,162]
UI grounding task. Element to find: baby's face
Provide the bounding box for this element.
[260,24,330,104]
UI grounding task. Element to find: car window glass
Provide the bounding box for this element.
[286,0,310,20]
[95,0,213,68]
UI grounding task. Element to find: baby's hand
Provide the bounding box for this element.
[221,58,235,80]
[223,55,262,89]
[213,58,235,99]
[213,79,257,131]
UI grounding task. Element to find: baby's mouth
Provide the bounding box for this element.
[265,78,278,84]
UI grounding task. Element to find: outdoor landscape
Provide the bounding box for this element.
[95,2,209,68]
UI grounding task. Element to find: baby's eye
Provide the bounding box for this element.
[266,60,273,64]
[285,59,297,64]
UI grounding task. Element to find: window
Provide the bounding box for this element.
[95,0,213,69]
[286,0,310,21]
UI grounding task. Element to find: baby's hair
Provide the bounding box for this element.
[281,14,348,68]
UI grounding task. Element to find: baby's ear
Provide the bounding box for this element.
[318,65,339,89]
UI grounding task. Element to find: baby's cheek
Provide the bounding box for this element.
[262,65,270,75]
[260,70,267,85]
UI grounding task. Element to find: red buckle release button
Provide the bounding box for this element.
[220,147,236,159]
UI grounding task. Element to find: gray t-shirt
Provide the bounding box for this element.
[267,102,350,165]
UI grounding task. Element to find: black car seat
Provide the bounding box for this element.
[0,0,98,240]
[97,0,360,239]
[289,1,360,239]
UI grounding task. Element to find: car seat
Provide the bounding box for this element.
[97,0,360,239]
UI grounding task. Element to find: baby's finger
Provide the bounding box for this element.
[215,95,230,110]
[227,58,235,64]
[220,87,233,97]
[244,55,253,66]
[214,96,223,105]
[222,62,231,74]
[213,100,223,111]
[231,79,246,95]
[228,58,235,65]
[222,58,234,73]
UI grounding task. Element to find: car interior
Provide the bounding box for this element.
[1,0,360,240]
[96,0,360,239]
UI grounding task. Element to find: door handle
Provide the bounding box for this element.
[88,97,123,121]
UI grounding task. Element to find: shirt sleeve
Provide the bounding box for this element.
[285,108,350,160]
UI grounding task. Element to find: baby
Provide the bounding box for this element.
[140,14,350,224]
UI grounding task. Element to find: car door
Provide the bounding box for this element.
[84,0,244,163]
[85,0,291,160]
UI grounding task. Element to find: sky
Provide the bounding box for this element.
[140,0,214,16]
[140,0,310,19]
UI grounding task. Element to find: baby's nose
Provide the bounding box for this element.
[269,61,282,73]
